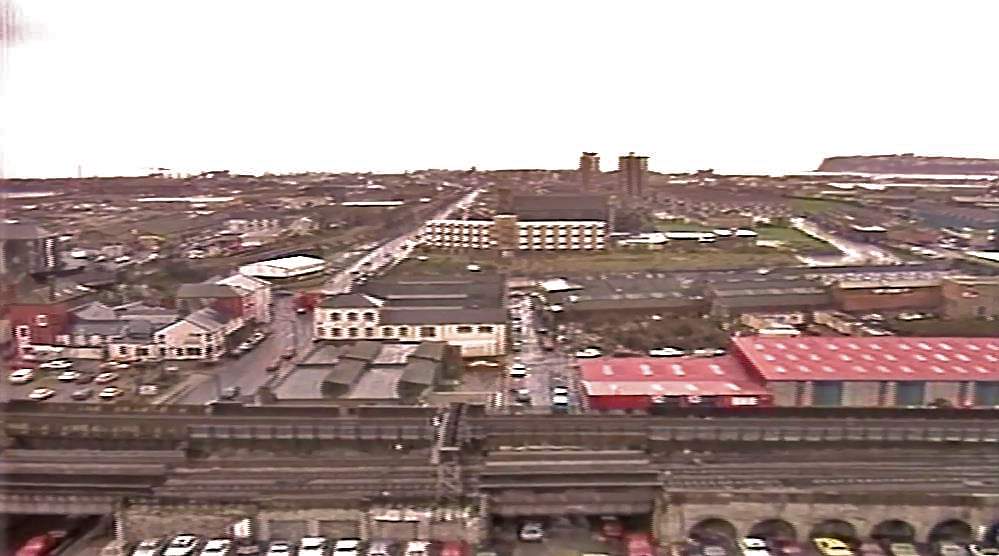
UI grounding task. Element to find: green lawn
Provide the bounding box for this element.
[755,225,836,253]
[789,197,854,215]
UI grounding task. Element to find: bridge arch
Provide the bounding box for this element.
[689,517,739,542]
[870,519,916,542]
[808,519,858,541]
[927,520,974,543]
[748,519,798,541]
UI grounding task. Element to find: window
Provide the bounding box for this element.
[331,327,342,338]
[420,326,436,338]
[399,326,409,337]
[457,325,474,334]
[347,312,358,322]
[382,326,394,336]
[364,327,374,337]
[16,325,30,338]
[186,347,202,356]
[205,345,213,354]
[363,312,376,322]
[35,314,49,327]
[478,325,494,333]
[348,327,358,338]
[330,312,341,321]
[137,348,149,356]
[118,346,128,355]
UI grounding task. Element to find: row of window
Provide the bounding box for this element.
[325,311,377,322]
[319,324,495,339]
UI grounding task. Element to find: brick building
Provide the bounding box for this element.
[831,279,943,313]
[941,276,999,319]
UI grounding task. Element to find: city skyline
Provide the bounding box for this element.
[3,1,999,179]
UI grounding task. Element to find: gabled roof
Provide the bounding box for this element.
[323,358,367,386]
[115,302,178,317]
[401,358,437,386]
[177,283,241,299]
[0,221,53,240]
[299,343,341,366]
[184,307,229,331]
[341,340,382,362]
[216,273,270,293]
[319,293,383,308]
[72,301,119,321]
[410,341,448,362]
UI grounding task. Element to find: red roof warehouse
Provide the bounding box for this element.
[730,337,999,408]
[580,356,771,411]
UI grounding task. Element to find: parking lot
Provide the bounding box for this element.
[2,357,176,404]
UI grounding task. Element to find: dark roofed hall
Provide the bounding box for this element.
[322,358,368,387]
[299,344,341,366]
[0,221,54,240]
[509,193,610,222]
[319,293,382,308]
[341,340,382,362]
[401,358,437,386]
[410,341,448,362]
[380,308,506,325]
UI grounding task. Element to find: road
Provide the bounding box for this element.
[178,295,312,404]
[506,295,581,413]
[320,188,482,295]
[791,218,902,267]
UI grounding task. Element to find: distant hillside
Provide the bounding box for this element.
[818,154,999,175]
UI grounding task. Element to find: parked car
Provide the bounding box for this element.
[625,534,655,556]
[334,539,362,556]
[934,544,967,556]
[71,388,94,401]
[740,538,771,556]
[968,547,999,556]
[131,538,164,556]
[76,373,95,384]
[404,541,430,556]
[649,347,686,357]
[57,370,82,382]
[692,348,726,357]
[814,538,853,556]
[551,393,570,408]
[221,386,241,400]
[599,516,624,538]
[513,389,531,404]
[888,545,918,556]
[281,347,295,360]
[39,359,73,370]
[519,522,545,542]
[264,542,291,556]
[199,539,233,556]
[8,368,34,384]
[95,372,120,384]
[266,360,281,372]
[440,542,468,556]
[509,363,528,378]
[138,385,160,396]
[163,535,201,556]
[297,537,328,556]
[28,387,56,401]
[99,386,123,400]
[366,540,395,556]
[574,348,602,358]
[15,533,60,556]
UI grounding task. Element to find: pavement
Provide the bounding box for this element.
[177,295,313,404]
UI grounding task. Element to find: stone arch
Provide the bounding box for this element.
[871,519,916,542]
[689,517,739,542]
[927,519,974,543]
[809,519,858,541]
[748,519,798,541]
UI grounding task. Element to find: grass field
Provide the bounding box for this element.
[755,225,836,253]
[386,248,798,277]
[789,197,854,215]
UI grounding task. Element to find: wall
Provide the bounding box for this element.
[842,381,881,407]
[942,280,999,319]
[926,382,961,406]
[658,492,999,545]
[833,286,942,313]
[7,302,71,347]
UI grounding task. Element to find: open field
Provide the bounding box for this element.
[789,197,855,215]
[755,225,837,253]
[389,247,798,277]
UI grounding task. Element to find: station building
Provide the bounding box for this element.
[730,336,999,408]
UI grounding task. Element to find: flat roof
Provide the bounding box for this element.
[251,255,326,270]
[733,336,999,382]
[579,356,768,397]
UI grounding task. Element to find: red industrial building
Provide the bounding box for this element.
[580,356,772,411]
[730,336,999,408]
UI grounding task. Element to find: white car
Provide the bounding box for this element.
[40,359,73,370]
[551,394,570,406]
[740,537,771,556]
[99,386,123,400]
[57,370,82,382]
[28,387,56,401]
[131,538,164,556]
[297,537,328,556]
[404,541,430,556]
[266,542,292,556]
[334,539,361,556]
[200,539,232,556]
[574,348,602,358]
[649,347,686,357]
[138,384,160,396]
[551,386,569,396]
[95,372,120,384]
[8,368,34,384]
[968,547,999,556]
[692,348,726,357]
[519,522,545,542]
[163,534,200,556]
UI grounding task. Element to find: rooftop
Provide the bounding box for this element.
[176,283,240,299]
[0,221,54,240]
[580,356,768,398]
[733,336,999,382]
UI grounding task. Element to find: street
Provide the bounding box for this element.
[792,218,901,267]
[177,295,312,404]
[505,295,581,413]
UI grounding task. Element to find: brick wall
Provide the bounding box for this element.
[834,286,942,313]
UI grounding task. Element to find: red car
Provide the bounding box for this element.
[16,533,60,556]
[440,541,469,556]
[626,533,656,556]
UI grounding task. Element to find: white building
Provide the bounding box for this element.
[154,308,240,361]
[422,219,606,251]
[313,276,508,358]
[215,273,272,323]
[239,255,326,280]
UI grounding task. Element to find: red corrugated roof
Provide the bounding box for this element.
[732,336,999,382]
[579,356,769,397]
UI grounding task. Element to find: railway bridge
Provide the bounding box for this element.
[2,402,999,544]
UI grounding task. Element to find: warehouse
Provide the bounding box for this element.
[579,356,771,412]
[731,336,999,408]
[238,255,327,280]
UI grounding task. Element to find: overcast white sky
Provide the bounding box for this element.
[3,0,999,178]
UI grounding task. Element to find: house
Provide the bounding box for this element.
[214,273,272,324]
[831,278,942,313]
[314,275,507,357]
[51,301,179,361]
[154,307,240,361]
[941,276,999,319]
